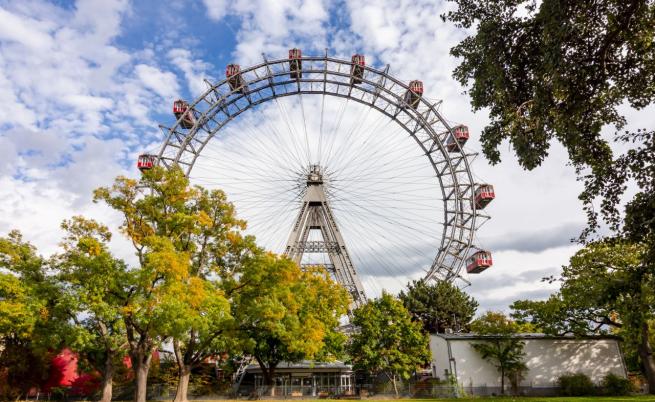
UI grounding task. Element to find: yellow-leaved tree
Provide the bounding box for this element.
[94,167,254,402]
[232,252,350,395]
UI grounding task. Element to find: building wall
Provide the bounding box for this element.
[430,335,627,391]
[429,335,452,380]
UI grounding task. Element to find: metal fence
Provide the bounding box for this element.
[22,382,586,400]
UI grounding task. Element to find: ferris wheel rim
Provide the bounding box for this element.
[155,52,489,283]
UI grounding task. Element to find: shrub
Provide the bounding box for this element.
[557,372,595,396]
[601,372,633,396]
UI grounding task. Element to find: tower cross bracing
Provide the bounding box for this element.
[284,165,366,308]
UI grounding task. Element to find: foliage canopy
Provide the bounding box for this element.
[399,279,478,333]
[349,293,431,396]
[443,0,655,174]
[471,312,527,395]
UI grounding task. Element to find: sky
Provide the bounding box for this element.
[1,0,646,313]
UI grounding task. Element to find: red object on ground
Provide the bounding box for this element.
[43,348,99,396]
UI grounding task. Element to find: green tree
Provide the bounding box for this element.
[443,1,655,392]
[470,311,527,395]
[54,217,129,402]
[442,0,654,174]
[512,240,654,389]
[349,293,431,396]
[0,232,59,399]
[232,253,350,395]
[399,280,478,333]
[136,175,253,402]
[94,167,223,402]
[581,130,655,390]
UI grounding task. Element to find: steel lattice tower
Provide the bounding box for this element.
[283,165,366,308]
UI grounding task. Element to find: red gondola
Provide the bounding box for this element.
[350,54,365,85]
[446,125,470,152]
[137,154,156,172]
[404,80,423,110]
[474,184,495,209]
[466,250,492,274]
[173,99,195,129]
[226,64,246,92]
[289,48,302,79]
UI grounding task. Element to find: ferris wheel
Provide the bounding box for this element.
[138,50,495,303]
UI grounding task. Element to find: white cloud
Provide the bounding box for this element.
[202,0,228,21]
[0,6,54,50]
[167,48,213,96]
[202,0,330,64]
[0,0,181,263]
[135,64,181,100]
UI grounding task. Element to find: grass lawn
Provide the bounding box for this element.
[100,397,655,402]
[176,397,655,402]
[356,398,655,402]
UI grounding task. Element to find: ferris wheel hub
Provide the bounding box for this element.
[306,164,324,185]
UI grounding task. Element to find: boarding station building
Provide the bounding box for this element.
[430,333,628,396]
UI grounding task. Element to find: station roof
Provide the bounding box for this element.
[434,332,619,340]
[246,360,352,372]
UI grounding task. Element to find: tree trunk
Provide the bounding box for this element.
[98,356,114,402]
[267,365,277,396]
[173,339,192,402]
[173,368,191,402]
[132,351,153,402]
[638,321,655,394]
[500,367,505,395]
[256,357,277,396]
[391,374,399,397]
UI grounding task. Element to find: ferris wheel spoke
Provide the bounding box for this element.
[323,103,376,169]
[247,199,302,247]
[331,159,432,187]
[235,188,304,212]
[333,207,437,269]
[192,144,301,179]
[327,184,442,204]
[331,205,441,240]
[253,106,308,170]
[333,217,405,279]
[298,93,312,163]
[321,97,350,168]
[204,121,303,176]
[333,134,428,181]
[330,195,443,214]
[333,211,420,284]
[190,163,291,186]
[330,195,441,239]
[234,122,303,174]
[335,131,416,179]
[274,97,310,167]
[327,108,396,171]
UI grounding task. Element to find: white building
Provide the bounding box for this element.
[430,333,628,396]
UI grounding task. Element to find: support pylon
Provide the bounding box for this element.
[284,165,367,308]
